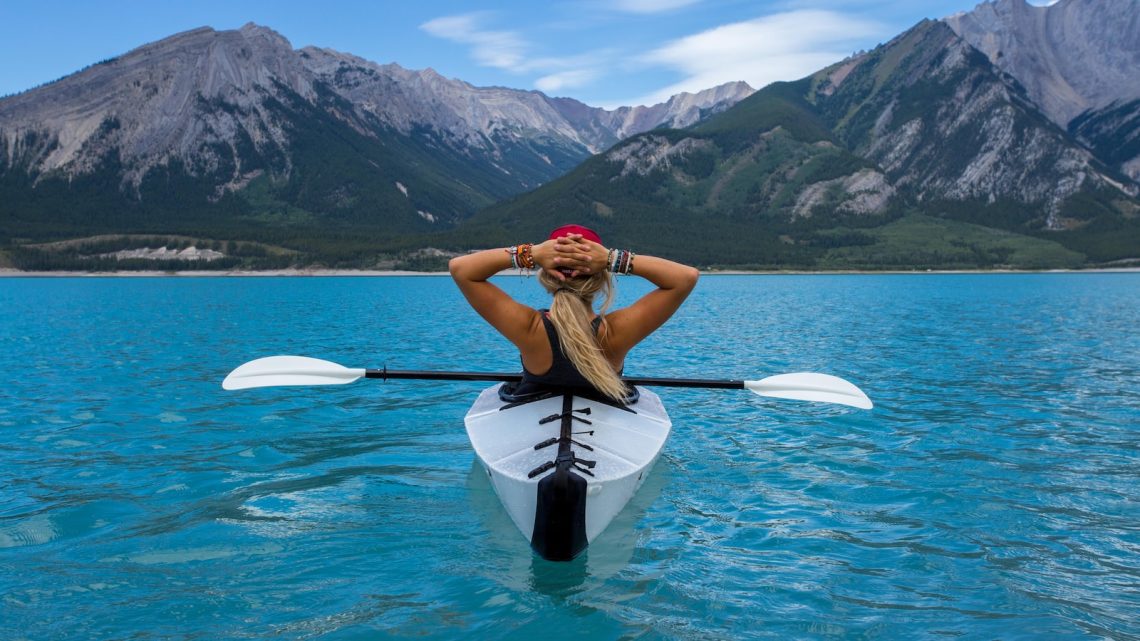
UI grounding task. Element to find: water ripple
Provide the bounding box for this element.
[0,275,1138,639]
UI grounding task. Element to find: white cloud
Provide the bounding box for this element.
[535,69,600,92]
[420,13,528,70]
[625,9,884,106]
[421,12,614,95]
[611,0,701,14]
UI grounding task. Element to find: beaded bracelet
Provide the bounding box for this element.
[518,243,535,269]
[607,248,635,275]
[505,244,535,270]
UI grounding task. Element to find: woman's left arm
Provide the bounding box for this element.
[449,248,533,347]
[449,241,570,347]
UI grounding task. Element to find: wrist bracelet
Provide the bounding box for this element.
[505,243,535,270]
[607,248,635,275]
[518,243,535,269]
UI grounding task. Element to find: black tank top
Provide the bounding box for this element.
[514,311,603,394]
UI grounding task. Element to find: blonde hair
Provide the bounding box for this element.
[538,270,628,402]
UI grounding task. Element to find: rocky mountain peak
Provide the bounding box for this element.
[238,21,289,41]
[655,81,756,128]
[944,0,1140,126]
[0,23,319,186]
[0,22,754,229]
[548,81,755,152]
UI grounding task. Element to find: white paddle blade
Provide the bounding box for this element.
[745,373,873,409]
[222,356,367,390]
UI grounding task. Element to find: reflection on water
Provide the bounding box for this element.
[465,456,673,597]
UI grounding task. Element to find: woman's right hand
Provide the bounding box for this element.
[534,235,604,279]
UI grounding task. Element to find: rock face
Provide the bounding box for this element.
[606,135,717,178]
[1069,99,1140,181]
[792,169,894,218]
[0,23,752,229]
[0,25,312,188]
[944,0,1140,127]
[817,21,1127,228]
[944,0,1140,184]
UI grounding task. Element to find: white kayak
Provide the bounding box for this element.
[464,384,672,561]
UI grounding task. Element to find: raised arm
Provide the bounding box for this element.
[555,237,699,358]
[448,240,578,347]
[604,253,699,357]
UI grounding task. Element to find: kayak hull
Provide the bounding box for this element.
[464,384,671,560]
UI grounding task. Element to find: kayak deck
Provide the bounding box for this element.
[464,384,672,560]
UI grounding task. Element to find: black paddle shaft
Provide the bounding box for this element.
[364,368,746,389]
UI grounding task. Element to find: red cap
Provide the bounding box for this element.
[548,224,602,244]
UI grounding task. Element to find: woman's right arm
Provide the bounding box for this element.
[605,252,699,355]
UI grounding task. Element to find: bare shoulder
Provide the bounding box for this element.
[603,259,698,354]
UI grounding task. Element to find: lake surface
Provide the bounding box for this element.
[1,273,1137,640]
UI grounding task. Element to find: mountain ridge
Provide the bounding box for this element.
[944,0,1140,183]
[0,23,752,193]
[3,4,1139,271]
[466,17,1139,269]
[0,22,753,253]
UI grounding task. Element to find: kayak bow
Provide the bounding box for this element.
[464,385,670,561]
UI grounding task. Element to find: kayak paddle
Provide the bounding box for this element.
[222,355,873,409]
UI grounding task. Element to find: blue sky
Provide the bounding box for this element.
[0,0,1058,108]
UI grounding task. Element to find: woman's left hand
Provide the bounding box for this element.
[569,237,609,275]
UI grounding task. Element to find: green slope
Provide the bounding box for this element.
[455,20,1140,270]
[461,80,891,266]
[816,214,1085,270]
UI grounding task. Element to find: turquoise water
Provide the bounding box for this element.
[1,273,1137,640]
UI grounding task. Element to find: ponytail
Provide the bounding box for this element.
[539,271,628,402]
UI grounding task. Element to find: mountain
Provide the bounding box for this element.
[468,18,1139,269]
[0,24,751,250]
[944,0,1140,127]
[1069,99,1140,183]
[548,81,755,152]
[6,4,1139,272]
[811,20,1135,228]
[944,0,1140,182]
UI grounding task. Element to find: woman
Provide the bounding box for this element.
[449,224,699,402]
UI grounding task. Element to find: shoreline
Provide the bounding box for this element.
[2,267,1139,277]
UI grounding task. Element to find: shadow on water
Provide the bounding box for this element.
[464,456,673,597]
